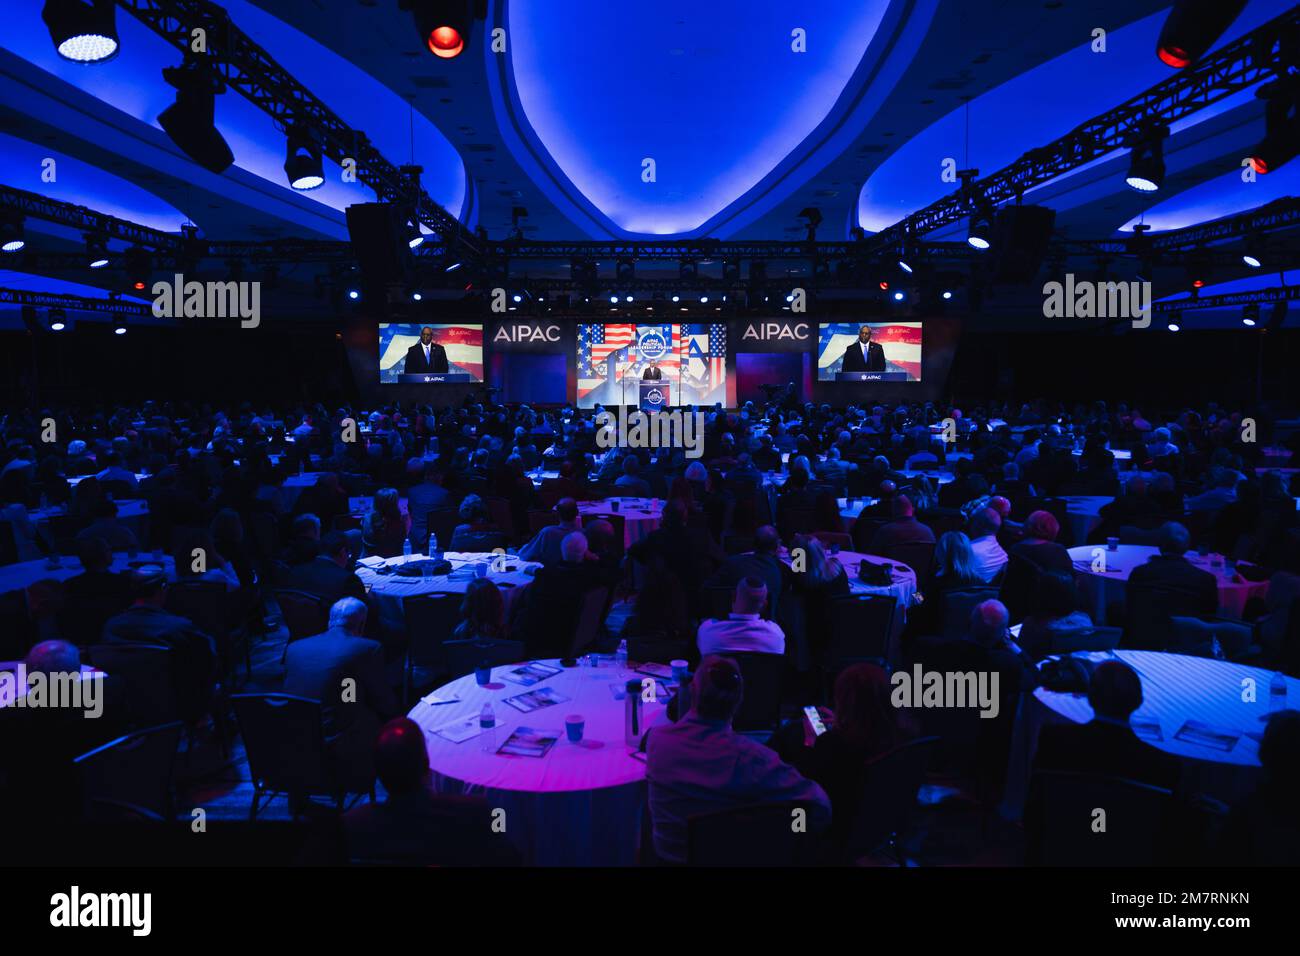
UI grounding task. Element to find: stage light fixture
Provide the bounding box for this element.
[513,294,522,303]
[158,59,234,174]
[1167,323,1180,332]
[942,291,953,300]
[1242,252,1262,269]
[700,296,709,304]
[1156,0,1246,69]
[878,280,890,291]
[1243,303,1260,327]
[48,308,67,331]
[967,208,993,250]
[113,325,126,335]
[898,259,913,274]
[672,295,680,303]
[347,289,360,300]
[123,245,151,291]
[893,291,904,301]
[412,292,423,301]
[284,127,324,190]
[0,212,24,253]
[445,261,462,272]
[609,295,618,304]
[406,0,472,59]
[1125,129,1167,192]
[1248,81,1299,175]
[43,0,118,63]
[625,296,633,303]
[85,233,108,268]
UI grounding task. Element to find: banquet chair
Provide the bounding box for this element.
[232,693,373,820]
[823,595,897,683]
[569,586,611,657]
[705,586,738,621]
[686,802,818,866]
[844,736,939,865]
[85,643,181,727]
[482,496,516,541]
[527,509,559,535]
[401,593,458,703]
[939,587,1001,640]
[274,589,328,660]
[722,651,784,734]
[442,639,526,678]
[74,721,184,821]
[1025,771,1173,866]
[166,578,246,681]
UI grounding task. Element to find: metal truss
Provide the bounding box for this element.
[114,0,480,258]
[1154,285,1300,313]
[0,288,152,316]
[863,7,1300,253]
[0,184,182,250]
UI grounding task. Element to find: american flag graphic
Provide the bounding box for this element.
[680,323,727,405]
[577,323,688,405]
[818,322,923,382]
[378,323,484,383]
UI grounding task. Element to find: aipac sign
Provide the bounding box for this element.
[489,321,568,351]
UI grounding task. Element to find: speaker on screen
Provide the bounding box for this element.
[991,205,1056,284]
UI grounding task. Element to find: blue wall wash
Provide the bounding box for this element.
[856,0,1292,238]
[498,0,896,238]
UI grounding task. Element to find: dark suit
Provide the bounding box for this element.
[514,561,605,657]
[1124,554,1218,650]
[403,341,448,375]
[641,365,663,381]
[707,551,788,618]
[284,555,367,610]
[840,340,886,373]
[283,628,399,789]
[1033,718,1181,791]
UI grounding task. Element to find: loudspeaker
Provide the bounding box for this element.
[345,203,410,286]
[991,205,1056,284]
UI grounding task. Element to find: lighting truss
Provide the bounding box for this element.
[0,287,152,317]
[1153,285,1300,314]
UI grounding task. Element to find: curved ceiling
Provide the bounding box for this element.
[502,0,896,236]
[857,0,1290,236]
[1120,162,1300,233]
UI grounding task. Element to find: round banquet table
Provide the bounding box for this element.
[1001,650,1300,819]
[407,657,669,865]
[576,497,662,548]
[779,547,918,655]
[1059,495,1112,546]
[1067,544,1267,621]
[355,551,540,622]
[0,552,177,595]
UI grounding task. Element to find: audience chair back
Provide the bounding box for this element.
[443,639,527,678]
[687,802,816,866]
[824,594,897,674]
[231,693,343,819]
[74,721,184,821]
[86,643,180,727]
[570,586,611,657]
[722,651,784,733]
[274,589,328,646]
[1026,771,1173,865]
[402,593,458,702]
[845,736,939,863]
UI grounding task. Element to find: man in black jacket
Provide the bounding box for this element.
[513,531,606,657]
[839,325,886,373]
[403,327,449,375]
[1123,521,1218,650]
[283,531,366,609]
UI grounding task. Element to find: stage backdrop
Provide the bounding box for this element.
[576,323,727,408]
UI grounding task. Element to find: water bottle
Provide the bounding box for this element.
[480,703,497,752]
[402,538,412,560]
[616,639,628,671]
[1270,672,1288,712]
[428,533,440,562]
[624,679,645,748]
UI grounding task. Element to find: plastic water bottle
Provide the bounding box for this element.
[298,460,305,477]
[479,703,497,752]
[428,533,440,562]
[616,639,628,671]
[1270,672,1288,712]
[403,538,412,560]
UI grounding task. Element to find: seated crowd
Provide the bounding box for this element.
[0,395,1297,865]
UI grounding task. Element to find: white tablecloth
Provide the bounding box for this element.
[356,551,540,619]
[1068,544,1268,621]
[577,498,662,548]
[407,657,669,865]
[1002,650,1299,818]
[780,547,918,648]
[0,553,177,595]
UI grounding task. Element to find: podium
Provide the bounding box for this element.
[835,371,910,383]
[396,372,475,384]
[638,382,670,412]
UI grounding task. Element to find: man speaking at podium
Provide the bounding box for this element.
[404,326,448,374]
[840,325,886,374]
[641,359,663,381]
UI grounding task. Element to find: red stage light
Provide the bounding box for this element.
[132,281,146,290]
[1157,45,1191,68]
[1192,279,1205,288]
[878,280,889,291]
[1248,155,1270,175]
[428,25,463,58]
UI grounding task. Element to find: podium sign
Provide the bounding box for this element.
[835,371,910,383]
[396,372,476,384]
[639,382,670,412]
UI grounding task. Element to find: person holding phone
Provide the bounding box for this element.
[774,663,916,854]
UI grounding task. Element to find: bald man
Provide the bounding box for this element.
[403,326,448,374]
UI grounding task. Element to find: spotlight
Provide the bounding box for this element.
[85,233,108,269]
[0,212,23,253]
[1167,323,1180,332]
[158,58,234,174]
[1248,81,1299,175]
[405,214,426,249]
[48,308,67,331]
[406,0,472,59]
[347,289,360,300]
[513,294,522,303]
[1243,304,1260,327]
[113,325,126,335]
[942,291,953,300]
[445,261,462,272]
[43,0,118,63]
[893,291,904,301]
[1192,278,1205,289]
[625,295,633,303]
[412,292,423,301]
[967,208,993,250]
[878,280,890,291]
[1242,252,1262,269]
[283,127,323,190]
[898,259,913,274]
[1156,0,1246,69]
[1125,129,1167,192]
[700,296,709,304]
[671,295,680,303]
[609,295,618,304]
